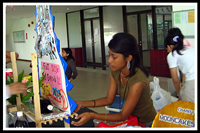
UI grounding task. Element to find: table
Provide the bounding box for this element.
[9,107,95,128]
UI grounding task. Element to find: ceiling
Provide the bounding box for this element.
[5,4,173,19]
[5,5,98,19]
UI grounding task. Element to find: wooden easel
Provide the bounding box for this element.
[10,52,77,128]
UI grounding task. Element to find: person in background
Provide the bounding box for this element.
[167,28,191,84]
[164,28,195,102]
[71,33,156,127]
[167,28,192,47]
[6,51,19,64]
[62,48,78,82]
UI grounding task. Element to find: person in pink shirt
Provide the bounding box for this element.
[183,39,191,47]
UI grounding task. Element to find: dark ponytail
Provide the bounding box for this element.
[63,48,75,61]
[164,27,185,56]
[108,32,149,77]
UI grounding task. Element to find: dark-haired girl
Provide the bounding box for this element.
[164,28,195,103]
[62,48,78,82]
[71,33,157,127]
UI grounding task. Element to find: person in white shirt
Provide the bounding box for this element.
[164,28,195,103]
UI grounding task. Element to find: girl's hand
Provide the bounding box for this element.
[74,101,83,113]
[8,82,27,96]
[71,112,94,126]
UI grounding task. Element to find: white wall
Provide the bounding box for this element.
[6,13,68,60]
[103,6,123,57]
[172,5,195,12]
[6,17,37,60]
[172,4,196,48]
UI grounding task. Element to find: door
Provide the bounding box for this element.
[84,18,102,68]
[127,11,153,69]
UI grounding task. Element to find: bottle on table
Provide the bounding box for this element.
[15,111,29,128]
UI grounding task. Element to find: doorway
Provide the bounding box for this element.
[126,11,153,69]
[84,18,102,69]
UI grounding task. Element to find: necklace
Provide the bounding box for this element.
[119,71,130,100]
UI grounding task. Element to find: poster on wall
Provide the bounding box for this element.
[13,30,26,43]
[34,5,77,115]
[173,10,195,37]
[174,11,195,24]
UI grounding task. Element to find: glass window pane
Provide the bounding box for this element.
[84,20,93,62]
[164,15,172,38]
[93,19,101,63]
[157,15,164,49]
[147,14,153,49]
[84,8,99,19]
[126,6,151,13]
[103,6,123,65]
[127,15,138,43]
[156,6,172,49]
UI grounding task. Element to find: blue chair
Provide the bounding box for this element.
[105,95,125,114]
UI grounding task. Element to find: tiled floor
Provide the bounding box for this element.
[6,60,171,114]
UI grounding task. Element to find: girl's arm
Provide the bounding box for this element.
[68,60,78,82]
[73,74,118,112]
[169,67,181,95]
[71,81,146,126]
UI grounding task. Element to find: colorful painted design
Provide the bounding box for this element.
[41,82,51,97]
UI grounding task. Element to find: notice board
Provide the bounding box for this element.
[172,10,195,37]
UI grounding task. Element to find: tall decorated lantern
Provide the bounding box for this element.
[34,5,77,115]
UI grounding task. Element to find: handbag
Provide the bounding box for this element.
[98,115,145,128]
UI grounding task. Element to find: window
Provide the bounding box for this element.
[156,6,172,49]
